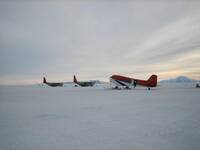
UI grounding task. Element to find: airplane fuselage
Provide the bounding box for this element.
[45,82,63,87]
[43,77,63,87]
[75,81,95,87]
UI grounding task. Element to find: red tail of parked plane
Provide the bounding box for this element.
[43,77,47,83]
[146,75,157,87]
[110,74,157,90]
[73,75,78,83]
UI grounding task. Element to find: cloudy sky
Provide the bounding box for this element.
[0,0,200,85]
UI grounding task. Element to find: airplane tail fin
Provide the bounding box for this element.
[43,77,47,83]
[147,75,157,87]
[73,75,78,83]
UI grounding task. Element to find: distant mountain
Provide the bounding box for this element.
[159,76,198,83]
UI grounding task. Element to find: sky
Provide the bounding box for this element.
[0,0,200,85]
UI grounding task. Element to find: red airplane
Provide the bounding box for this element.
[110,74,157,90]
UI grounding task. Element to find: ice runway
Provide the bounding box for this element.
[0,84,200,150]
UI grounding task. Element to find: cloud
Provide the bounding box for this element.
[0,1,200,84]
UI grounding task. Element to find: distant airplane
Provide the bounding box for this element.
[73,75,95,87]
[43,77,63,87]
[110,74,157,90]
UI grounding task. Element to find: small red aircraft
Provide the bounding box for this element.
[110,74,157,90]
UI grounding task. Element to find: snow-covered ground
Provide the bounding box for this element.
[0,83,200,150]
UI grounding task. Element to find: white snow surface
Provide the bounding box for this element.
[0,83,200,150]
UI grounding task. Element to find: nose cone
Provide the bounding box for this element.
[110,75,118,80]
[110,75,118,83]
